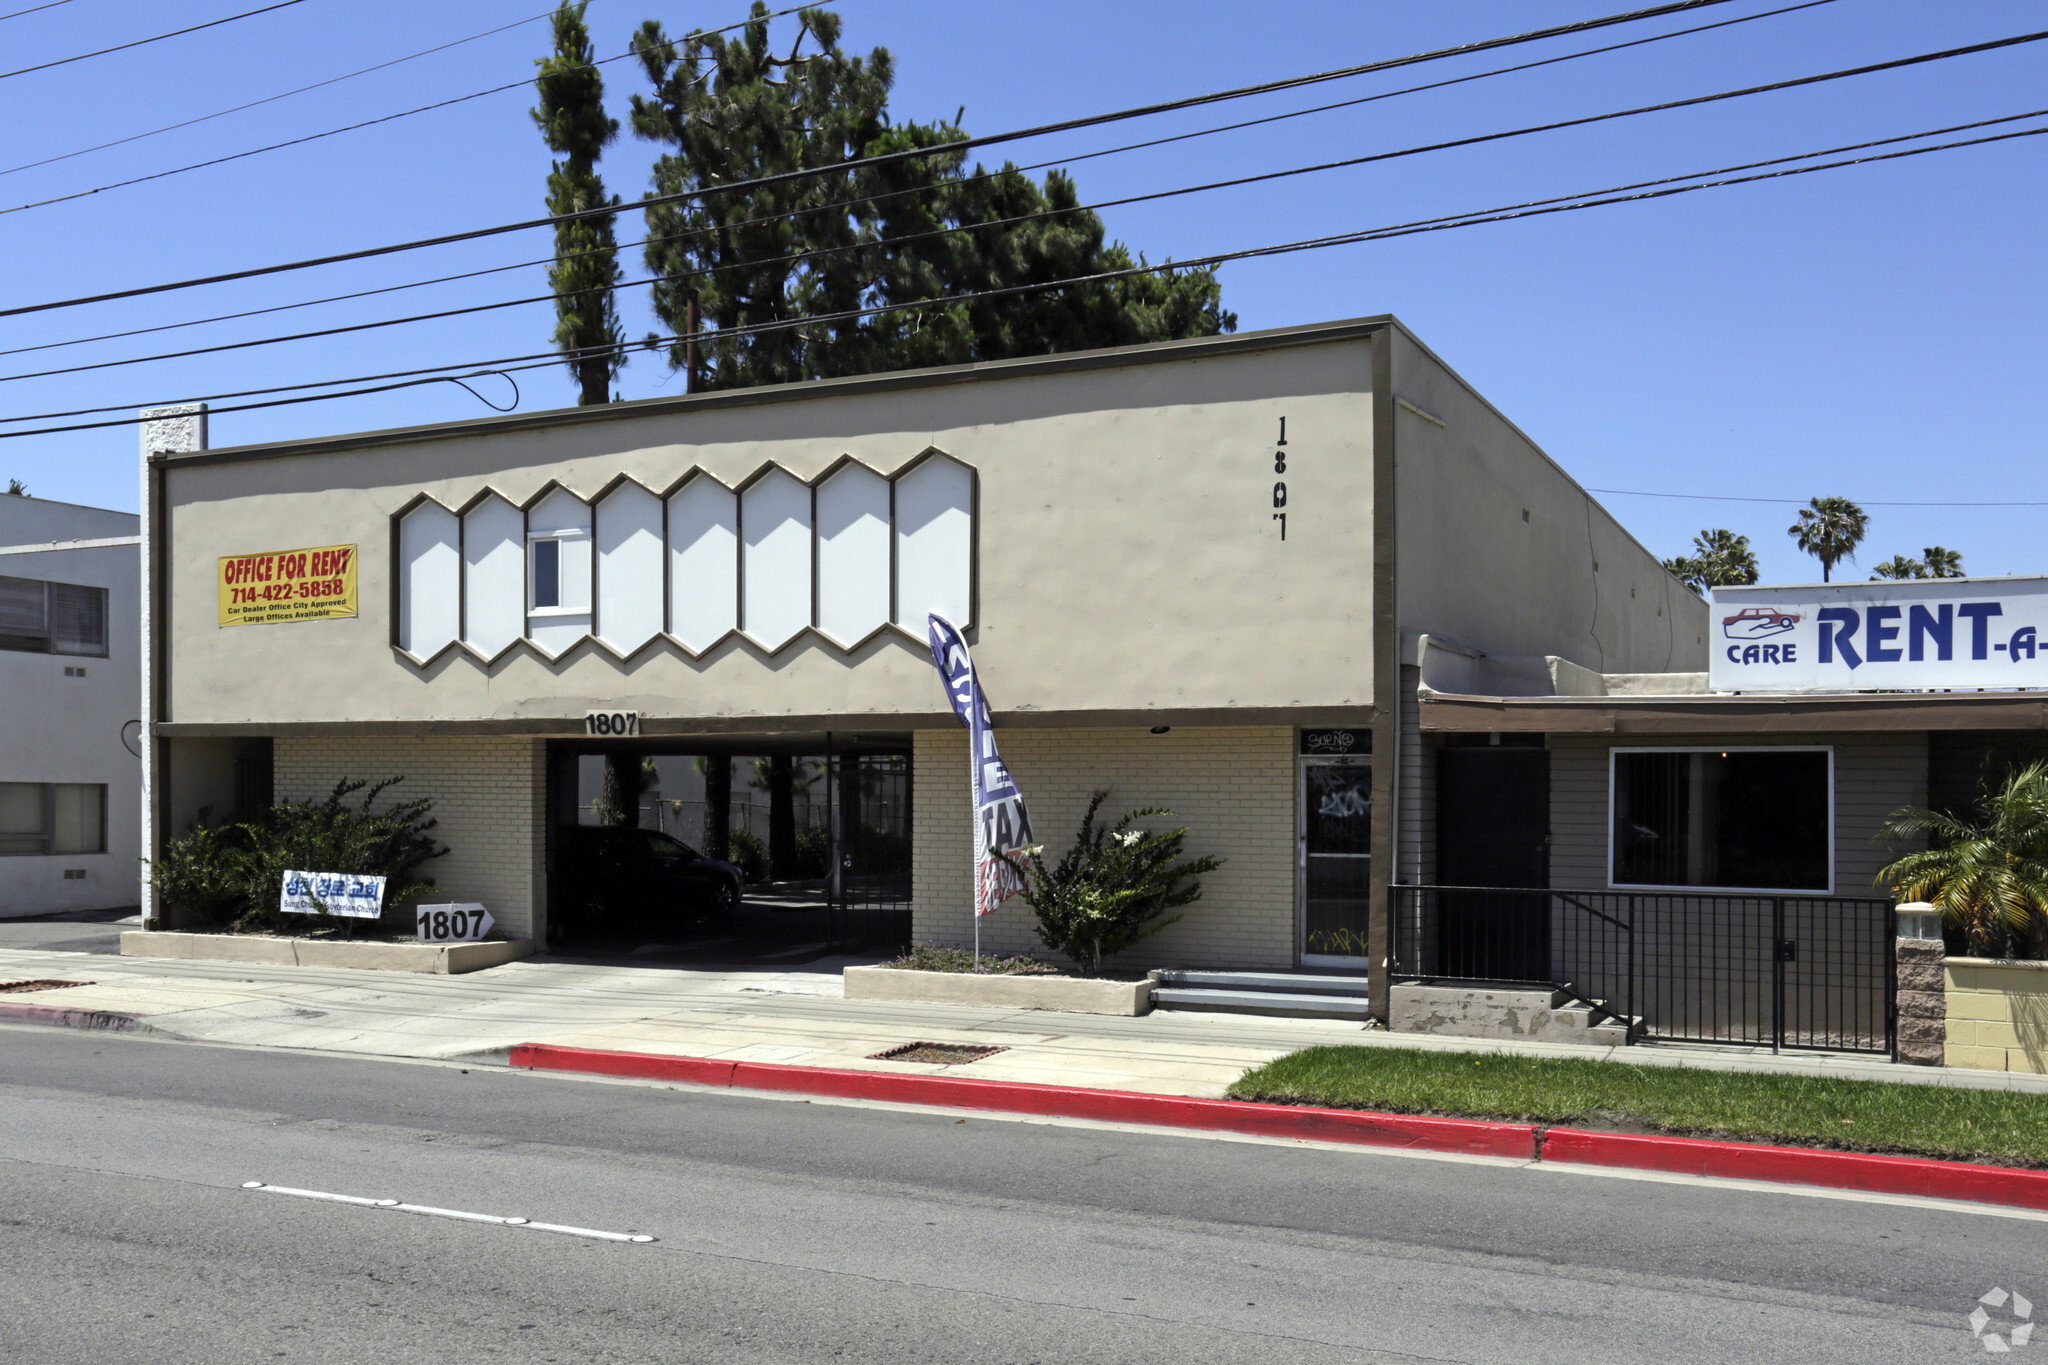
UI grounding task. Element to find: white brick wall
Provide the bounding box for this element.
[913,726,1296,971]
[273,735,546,938]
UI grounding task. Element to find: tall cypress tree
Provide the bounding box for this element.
[533,1,625,405]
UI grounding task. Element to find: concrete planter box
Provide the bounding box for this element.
[1944,957,2048,1073]
[121,930,534,975]
[844,964,1152,1016]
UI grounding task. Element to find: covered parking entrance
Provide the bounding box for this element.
[544,734,911,965]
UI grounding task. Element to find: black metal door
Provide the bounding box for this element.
[1436,746,1551,981]
[829,753,912,951]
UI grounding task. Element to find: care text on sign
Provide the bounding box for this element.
[218,544,358,627]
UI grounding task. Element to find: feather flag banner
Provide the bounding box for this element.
[926,613,1034,919]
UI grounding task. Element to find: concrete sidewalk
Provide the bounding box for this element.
[4,944,2046,1098]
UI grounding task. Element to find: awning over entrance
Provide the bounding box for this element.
[1419,689,2048,735]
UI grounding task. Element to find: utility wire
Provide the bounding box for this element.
[4,109,2041,436]
[0,5,563,181]
[14,98,2046,387]
[0,2,795,216]
[0,0,1744,318]
[0,0,1833,363]
[0,0,306,83]
[1591,488,2048,507]
[0,0,77,22]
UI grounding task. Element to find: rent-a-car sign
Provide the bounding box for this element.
[1710,577,2048,693]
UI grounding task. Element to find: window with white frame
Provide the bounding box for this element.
[1611,747,1832,892]
[527,529,590,616]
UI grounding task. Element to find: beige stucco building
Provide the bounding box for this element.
[142,318,1702,1009]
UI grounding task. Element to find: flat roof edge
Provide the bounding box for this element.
[1420,688,2048,734]
[157,317,1389,470]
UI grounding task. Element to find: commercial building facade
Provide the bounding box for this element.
[141,318,1700,1005]
[2,494,141,917]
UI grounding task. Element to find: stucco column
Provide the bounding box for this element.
[137,404,206,929]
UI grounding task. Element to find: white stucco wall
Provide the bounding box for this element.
[0,502,142,916]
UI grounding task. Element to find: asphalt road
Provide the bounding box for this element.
[0,1025,2038,1364]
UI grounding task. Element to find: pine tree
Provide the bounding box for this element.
[629,3,1232,391]
[532,1,625,405]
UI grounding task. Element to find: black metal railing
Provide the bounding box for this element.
[1391,885,1896,1055]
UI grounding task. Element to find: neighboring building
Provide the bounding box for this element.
[140,317,1701,1007]
[1415,576,2048,1057]
[1,494,141,917]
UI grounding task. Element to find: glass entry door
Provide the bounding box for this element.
[1301,755,1372,966]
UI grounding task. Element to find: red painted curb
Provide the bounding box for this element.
[0,1001,143,1033]
[1542,1128,2048,1212]
[507,1043,1537,1159]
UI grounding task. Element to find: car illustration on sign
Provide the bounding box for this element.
[1722,606,1800,640]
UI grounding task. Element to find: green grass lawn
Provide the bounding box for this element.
[1227,1046,2048,1168]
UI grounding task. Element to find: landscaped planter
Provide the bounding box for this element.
[1945,957,2048,1073]
[120,930,534,975]
[844,964,1152,1016]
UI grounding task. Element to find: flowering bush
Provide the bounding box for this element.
[1006,791,1222,974]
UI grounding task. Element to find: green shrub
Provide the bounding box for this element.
[1007,791,1222,974]
[149,778,447,935]
[793,823,831,878]
[726,829,771,884]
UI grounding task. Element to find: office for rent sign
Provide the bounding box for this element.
[1710,577,2048,692]
[218,544,357,626]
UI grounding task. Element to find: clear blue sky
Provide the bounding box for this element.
[1,0,2043,584]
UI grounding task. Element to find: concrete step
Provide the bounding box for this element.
[1153,970,1372,998]
[1150,987,1375,1020]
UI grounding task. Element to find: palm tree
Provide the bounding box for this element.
[1877,762,2048,958]
[1870,555,1925,581]
[1691,528,1759,586]
[1922,545,1965,579]
[1788,496,1869,582]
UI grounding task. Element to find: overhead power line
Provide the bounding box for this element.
[0,0,1746,318]
[1591,488,2048,508]
[0,0,1836,365]
[4,108,2042,437]
[0,2,797,216]
[15,97,2047,388]
[0,5,564,182]
[0,0,78,22]
[0,0,306,83]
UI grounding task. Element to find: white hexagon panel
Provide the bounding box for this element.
[396,499,459,659]
[524,486,592,659]
[666,475,737,653]
[460,493,524,659]
[891,454,973,631]
[815,461,891,647]
[740,468,812,651]
[594,480,664,656]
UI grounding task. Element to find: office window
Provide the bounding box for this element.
[0,783,107,856]
[0,575,108,656]
[1612,748,1830,892]
[531,537,562,609]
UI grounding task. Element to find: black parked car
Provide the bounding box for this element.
[554,826,744,937]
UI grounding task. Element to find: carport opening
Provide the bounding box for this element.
[543,739,910,966]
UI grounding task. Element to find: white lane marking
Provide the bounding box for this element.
[246,1182,655,1241]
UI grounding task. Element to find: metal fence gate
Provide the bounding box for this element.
[827,753,912,952]
[1392,886,1897,1055]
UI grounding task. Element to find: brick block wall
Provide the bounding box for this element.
[1944,958,2048,1073]
[273,735,546,939]
[912,726,1296,971]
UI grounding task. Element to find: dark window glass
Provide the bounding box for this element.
[1614,750,1829,891]
[0,575,48,653]
[49,583,107,656]
[0,576,106,655]
[532,539,560,609]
